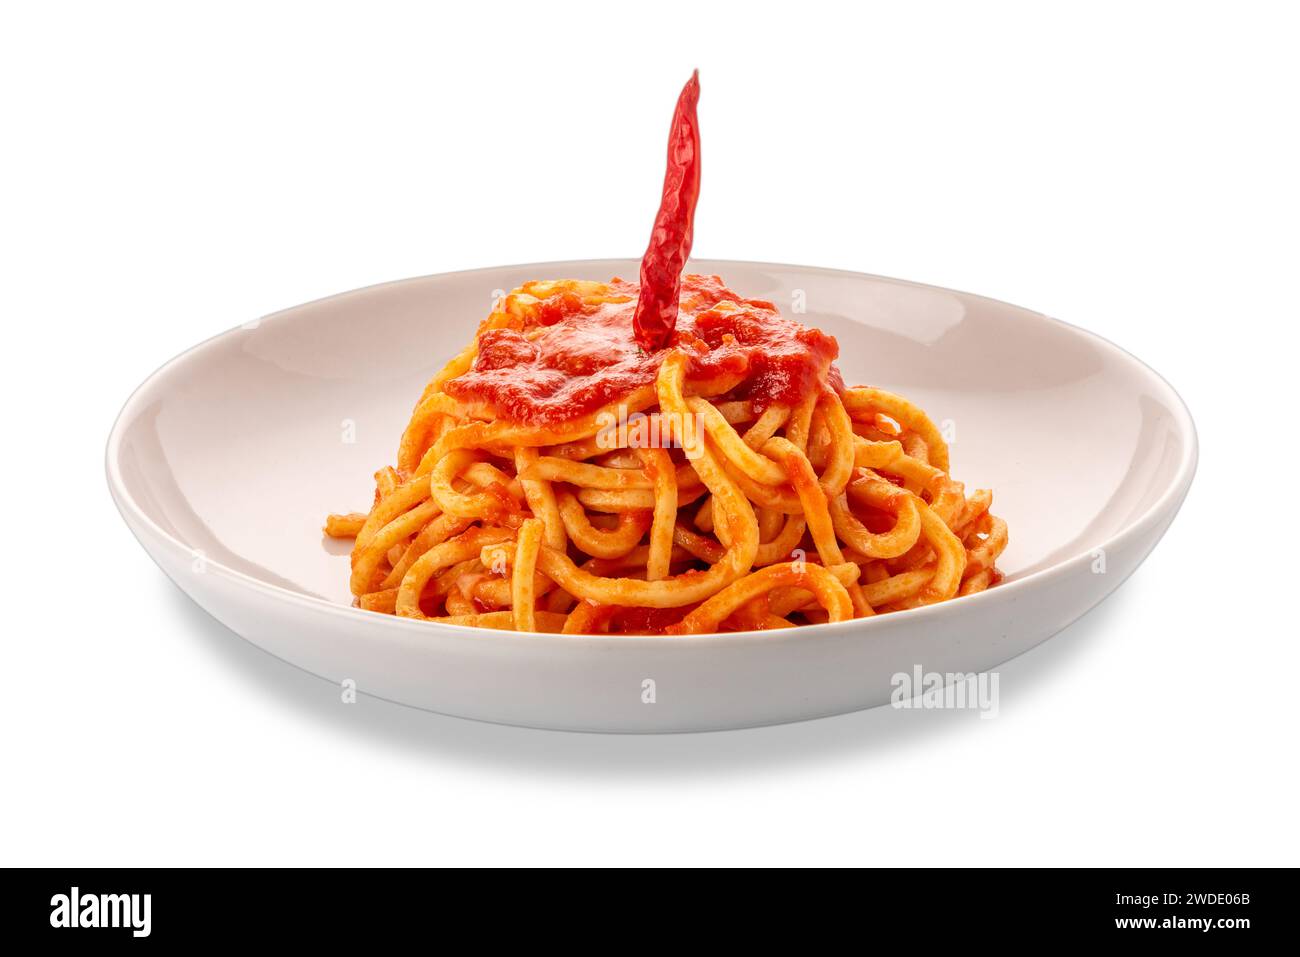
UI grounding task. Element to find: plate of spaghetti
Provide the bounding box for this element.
[107,73,1196,731]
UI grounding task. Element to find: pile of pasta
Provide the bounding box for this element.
[326,288,1007,635]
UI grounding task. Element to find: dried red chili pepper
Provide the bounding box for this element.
[632,70,701,352]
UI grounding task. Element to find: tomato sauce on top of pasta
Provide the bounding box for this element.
[444,274,841,426]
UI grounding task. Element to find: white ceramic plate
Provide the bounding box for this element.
[107,259,1196,732]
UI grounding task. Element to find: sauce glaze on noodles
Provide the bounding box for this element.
[444,275,840,426]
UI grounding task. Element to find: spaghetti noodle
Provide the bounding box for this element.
[325,273,1008,634]
[324,73,1007,634]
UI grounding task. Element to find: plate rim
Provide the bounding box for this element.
[105,258,1199,647]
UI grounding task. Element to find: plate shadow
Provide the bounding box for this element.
[164,580,1133,780]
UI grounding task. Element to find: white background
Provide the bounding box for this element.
[3,1,1296,866]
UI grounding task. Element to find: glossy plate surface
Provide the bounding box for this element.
[107,260,1196,732]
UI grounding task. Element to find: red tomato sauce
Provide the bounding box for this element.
[444,275,840,427]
